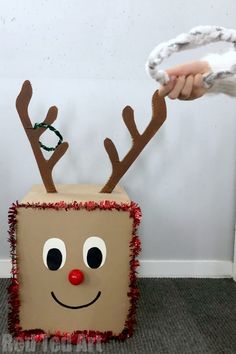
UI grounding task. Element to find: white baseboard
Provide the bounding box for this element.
[0,259,11,278]
[233,225,236,281]
[0,259,233,278]
[139,260,233,278]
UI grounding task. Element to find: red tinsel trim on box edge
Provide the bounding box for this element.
[7,200,142,344]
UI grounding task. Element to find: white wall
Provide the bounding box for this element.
[1,0,236,276]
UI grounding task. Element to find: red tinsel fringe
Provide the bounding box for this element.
[8,200,142,343]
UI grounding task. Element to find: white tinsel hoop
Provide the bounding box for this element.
[146,25,236,88]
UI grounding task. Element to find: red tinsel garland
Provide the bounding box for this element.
[8,200,142,344]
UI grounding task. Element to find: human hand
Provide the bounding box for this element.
[158,61,211,100]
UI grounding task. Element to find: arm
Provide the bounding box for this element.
[202,50,236,97]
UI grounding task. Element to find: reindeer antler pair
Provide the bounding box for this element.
[16,81,166,194]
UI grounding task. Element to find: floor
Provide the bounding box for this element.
[1,278,236,353]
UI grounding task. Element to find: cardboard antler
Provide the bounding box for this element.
[100,90,166,193]
[16,80,69,193]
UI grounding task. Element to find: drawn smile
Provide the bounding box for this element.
[51,291,101,309]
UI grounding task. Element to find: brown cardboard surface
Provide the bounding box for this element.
[17,204,133,334]
[101,90,166,193]
[16,81,69,193]
[21,184,130,203]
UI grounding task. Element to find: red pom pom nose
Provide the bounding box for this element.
[68,269,84,285]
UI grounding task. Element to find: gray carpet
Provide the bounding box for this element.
[1,278,236,353]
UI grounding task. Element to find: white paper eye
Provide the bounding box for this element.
[43,238,66,271]
[83,236,106,269]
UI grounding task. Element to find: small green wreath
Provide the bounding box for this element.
[33,123,63,152]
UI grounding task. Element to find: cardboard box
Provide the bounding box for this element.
[8,184,141,343]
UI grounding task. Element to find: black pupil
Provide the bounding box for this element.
[47,248,62,271]
[87,247,102,269]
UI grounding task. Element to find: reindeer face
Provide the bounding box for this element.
[14,185,139,335]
